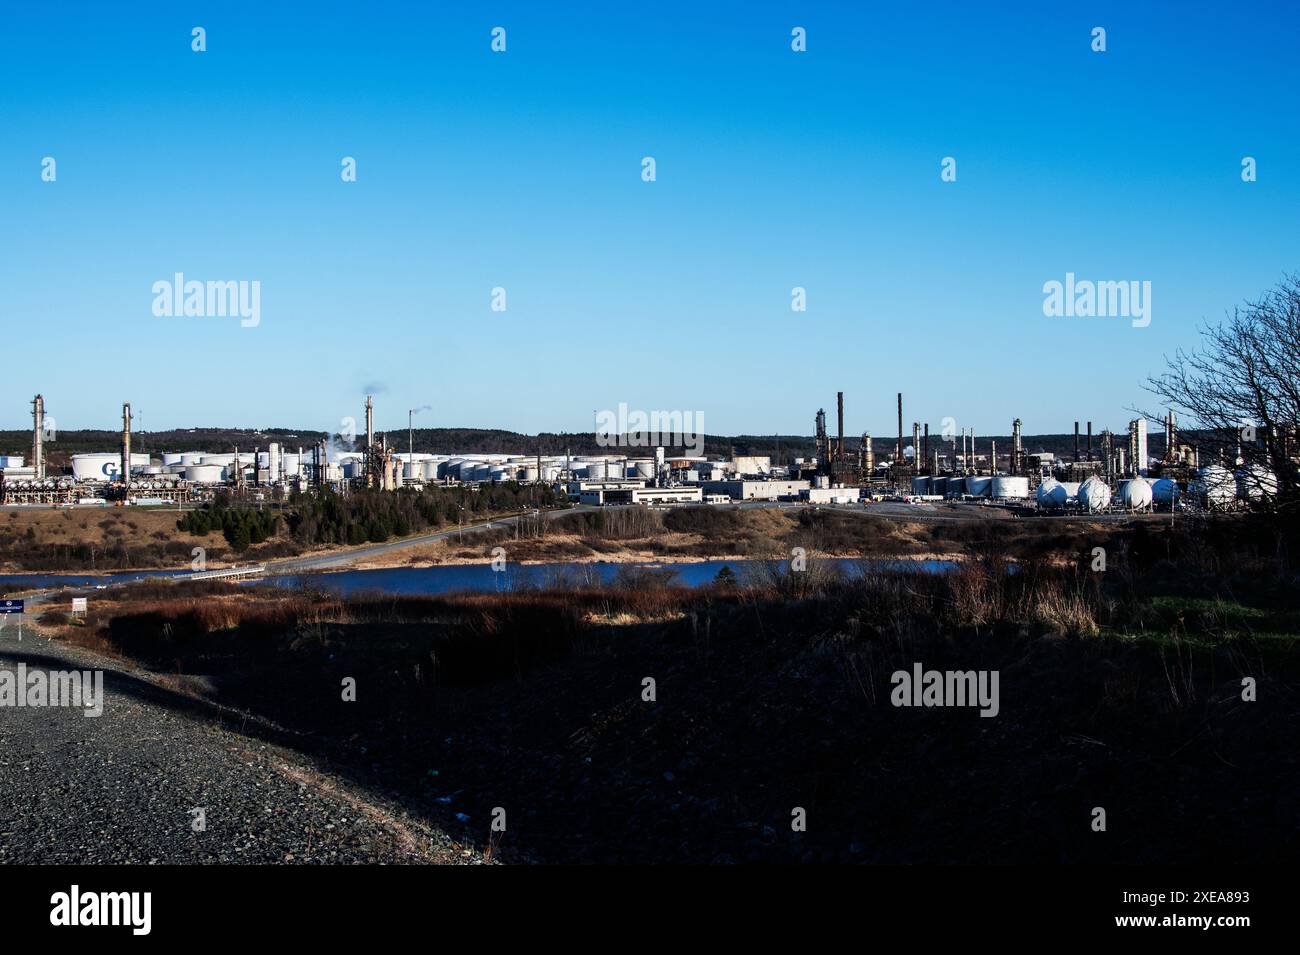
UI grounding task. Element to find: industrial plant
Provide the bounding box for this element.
[0,391,1293,516]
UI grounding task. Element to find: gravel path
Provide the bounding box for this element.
[0,616,482,864]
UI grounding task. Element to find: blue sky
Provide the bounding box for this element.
[3,1,1298,440]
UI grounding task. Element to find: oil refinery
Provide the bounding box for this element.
[0,391,1293,515]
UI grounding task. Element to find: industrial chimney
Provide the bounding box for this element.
[31,395,45,481]
[121,403,132,487]
[1011,418,1023,476]
[896,393,903,466]
[836,391,844,464]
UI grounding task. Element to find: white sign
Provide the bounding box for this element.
[71,597,87,613]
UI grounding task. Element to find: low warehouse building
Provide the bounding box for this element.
[700,479,810,501]
[580,486,703,506]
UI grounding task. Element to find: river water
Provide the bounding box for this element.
[0,558,957,597]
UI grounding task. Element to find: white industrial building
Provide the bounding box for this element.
[578,486,703,506]
[700,479,810,501]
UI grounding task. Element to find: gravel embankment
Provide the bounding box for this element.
[0,616,482,864]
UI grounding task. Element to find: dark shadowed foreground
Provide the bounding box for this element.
[34,517,1300,864]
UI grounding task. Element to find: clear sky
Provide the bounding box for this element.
[3,1,1298,440]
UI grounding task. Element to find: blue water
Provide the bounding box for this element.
[1,558,958,598]
[0,569,177,592]
[259,558,958,597]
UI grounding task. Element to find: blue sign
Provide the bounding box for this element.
[0,599,24,614]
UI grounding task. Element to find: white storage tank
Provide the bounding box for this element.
[629,460,655,480]
[585,460,606,480]
[990,476,1029,499]
[72,453,120,481]
[0,455,25,469]
[184,463,225,483]
[1119,476,1153,510]
[422,460,441,480]
[965,476,992,497]
[1194,465,1236,508]
[1236,464,1278,501]
[1077,476,1112,512]
[1036,478,1068,509]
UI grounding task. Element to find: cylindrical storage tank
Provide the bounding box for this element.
[521,466,539,482]
[181,452,204,466]
[184,463,225,483]
[161,452,184,467]
[1036,478,1064,508]
[991,476,1029,499]
[931,477,949,496]
[489,466,512,483]
[144,465,163,475]
[585,460,606,480]
[1077,476,1112,512]
[0,455,24,469]
[629,460,655,480]
[1236,464,1278,501]
[965,476,993,497]
[283,453,301,477]
[422,460,441,480]
[1195,465,1236,508]
[472,463,492,482]
[1152,478,1181,504]
[606,461,625,479]
[72,453,120,481]
[911,476,931,495]
[1119,476,1153,510]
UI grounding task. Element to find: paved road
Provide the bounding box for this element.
[0,618,481,864]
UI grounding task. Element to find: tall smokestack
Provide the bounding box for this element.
[896,393,903,466]
[923,424,930,475]
[121,403,132,487]
[1087,421,1093,461]
[971,428,977,473]
[1073,421,1080,463]
[836,391,844,464]
[1012,418,1023,475]
[912,422,920,473]
[365,395,375,488]
[31,395,45,481]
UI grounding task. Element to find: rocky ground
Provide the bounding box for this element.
[0,614,485,864]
